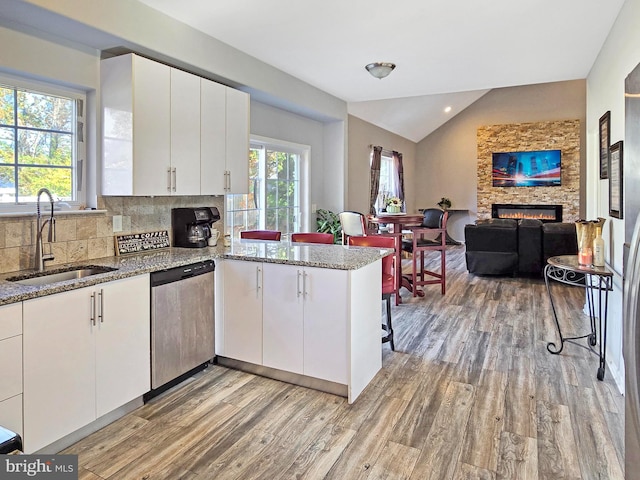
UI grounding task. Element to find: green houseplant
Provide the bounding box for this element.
[316,209,342,244]
[437,197,451,210]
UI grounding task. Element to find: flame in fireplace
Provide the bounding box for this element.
[498,212,556,220]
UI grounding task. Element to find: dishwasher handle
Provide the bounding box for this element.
[150,260,215,287]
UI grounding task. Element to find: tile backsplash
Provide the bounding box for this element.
[0,195,224,274]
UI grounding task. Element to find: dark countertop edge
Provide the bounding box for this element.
[0,245,389,306]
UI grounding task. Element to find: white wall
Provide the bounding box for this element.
[2,0,347,123]
[586,0,640,393]
[0,24,101,205]
[250,101,329,226]
[0,1,348,212]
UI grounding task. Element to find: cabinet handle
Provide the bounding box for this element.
[172,167,177,192]
[297,270,302,297]
[227,170,231,191]
[303,271,308,298]
[167,167,172,192]
[256,266,262,296]
[98,288,104,323]
[90,292,96,326]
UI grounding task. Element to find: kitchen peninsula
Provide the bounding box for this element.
[0,241,387,453]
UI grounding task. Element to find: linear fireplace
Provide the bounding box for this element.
[492,204,563,223]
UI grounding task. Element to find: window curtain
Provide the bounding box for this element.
[393,151,405,212]
[369,146,382,215]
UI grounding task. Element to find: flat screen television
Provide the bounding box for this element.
[492,149,561,187]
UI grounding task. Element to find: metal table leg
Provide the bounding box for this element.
[544,263,612,381]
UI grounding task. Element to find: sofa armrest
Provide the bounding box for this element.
[542,222,578,263]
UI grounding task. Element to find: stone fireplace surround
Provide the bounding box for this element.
[477,120,581,223]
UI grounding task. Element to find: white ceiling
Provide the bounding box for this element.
[139,0,625,142]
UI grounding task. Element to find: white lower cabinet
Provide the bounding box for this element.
[0,302,23,437]
[223,260,263,365]
[222,258,380,402]
[262,263,347,384]
[23,275,150,453]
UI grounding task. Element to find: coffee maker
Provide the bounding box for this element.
[172,207,220,248]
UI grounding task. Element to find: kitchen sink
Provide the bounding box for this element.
[6,266,118,286]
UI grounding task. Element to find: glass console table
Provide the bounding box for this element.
[544,255,613,380]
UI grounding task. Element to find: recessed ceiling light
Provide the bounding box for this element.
[444,106,452,113]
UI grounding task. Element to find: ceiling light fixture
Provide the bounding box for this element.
[444,106,452,113]
[365,62,396,79]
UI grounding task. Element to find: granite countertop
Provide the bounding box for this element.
[0,241,390,306]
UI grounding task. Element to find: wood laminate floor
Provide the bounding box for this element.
[64,246,625,479]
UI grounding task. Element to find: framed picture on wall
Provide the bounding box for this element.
[599,111,610,179]
[609,140,623,219]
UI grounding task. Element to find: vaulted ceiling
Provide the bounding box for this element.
[140,1,624,141]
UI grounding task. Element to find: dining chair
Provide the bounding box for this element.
[348,235,397,350]
[402,209,448,295]
[339,211,367,245]
[291,232,335,244]
[240,230,282,241]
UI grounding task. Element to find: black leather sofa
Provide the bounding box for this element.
[464,218,578,276]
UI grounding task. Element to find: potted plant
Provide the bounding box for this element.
[316,209,342,244]
[386,196,403,213]
[437,197,451,210]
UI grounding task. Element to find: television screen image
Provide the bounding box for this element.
[492,150,561,187]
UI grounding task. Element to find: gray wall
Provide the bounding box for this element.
[415,80,586,241]
[347,115,417,216]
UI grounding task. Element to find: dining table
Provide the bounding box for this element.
[367,213,425,303]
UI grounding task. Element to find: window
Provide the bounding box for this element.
[376,153,400,212]
[226,136,308,238]
[0,76,85,207]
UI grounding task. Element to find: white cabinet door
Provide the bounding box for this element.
[132,54,171,196]
[95,275,150,417]
[200,78,227,195]
[23,275,151,452]
[0,302,23,437]
[170,68,201,195]
[302,267,348,384]
[223,260,263,365]
[262,263,304,374]
[0,395,22,439]
[225,87,250,194]
[0,302,22,402]
[23,287,96,453]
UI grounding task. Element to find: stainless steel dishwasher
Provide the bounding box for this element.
[149,260,215,392]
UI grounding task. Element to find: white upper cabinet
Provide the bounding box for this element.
[102,53,249,196]
[225,87,250,194]
[170,68,201,195]
[102,53,171,196]
[201,78,250,195]
[200,78,227,195]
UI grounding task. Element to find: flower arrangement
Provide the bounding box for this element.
[386,197,402,208]
[386,196,402,213]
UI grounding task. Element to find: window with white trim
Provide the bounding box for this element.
[0,76,85,208]
[226,136,308,239]
[376,153,400,212]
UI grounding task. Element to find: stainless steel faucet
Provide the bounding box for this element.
[35,188,56,271]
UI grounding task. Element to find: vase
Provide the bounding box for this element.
[387,205,400,213]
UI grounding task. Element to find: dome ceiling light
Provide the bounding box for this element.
[365,62,396,79]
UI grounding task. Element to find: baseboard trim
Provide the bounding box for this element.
[217,356,348,398]
[34,397,144,454]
